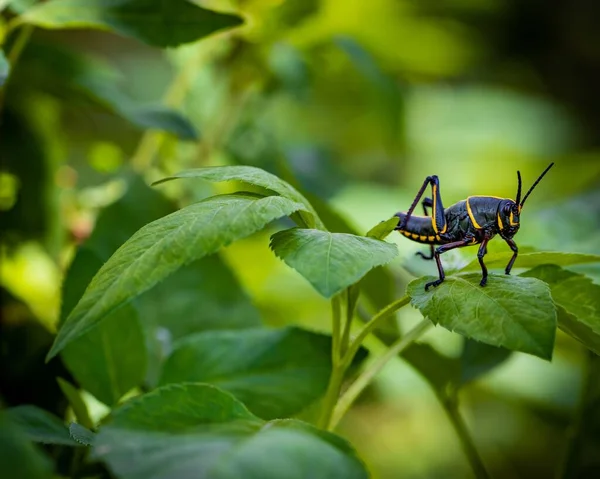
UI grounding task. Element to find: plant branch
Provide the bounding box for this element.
[439,394,489,479]
[340,286,358,358]
[318,294,344,429]
[330,318,431,429]
[342,294,411,369]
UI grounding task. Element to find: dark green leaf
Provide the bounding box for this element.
[137,255,262,340]
[93,383,368,479]
[58,175,172,403]
[459,339,512,386]
[48,194,306,360]
[154,165,323,229]
[69,423,95,446]
[522,265,600,355]
[159,327,334,419]
[57,378,94,429]
[6,405,80,446]
[270,228,398,298]
[407,274,557,360]
[0,51,9,87]
[22,0,243,48]
[461,251,600,273]
[0,412,53,479]
[62,304,147,406]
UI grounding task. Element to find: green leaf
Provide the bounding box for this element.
[57,175,172,403]
[407,274,557,360]
[93,383,368,479]
[0,412,53,479]
[270,228,398,298]
[459,339,512,386]
[365,216,399,240]
[153,165,323,229]
[21,0,243,48]
[0,51,9,87]
[62,304,147,406]
[69,423,95,446]
[5,405,81,446]
[137,255,262,340]
[521,265,600,355]
[460,251,600,272]
[57,378,94,429]
[158,327,334,419]
[48,194,306,360]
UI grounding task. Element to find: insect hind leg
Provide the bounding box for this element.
[395,176,447,235]
[416,197,434,260]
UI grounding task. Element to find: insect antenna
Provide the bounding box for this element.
[520,162,555,208]
[515,171,522,205]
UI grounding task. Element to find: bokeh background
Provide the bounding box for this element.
[2,0,600,478]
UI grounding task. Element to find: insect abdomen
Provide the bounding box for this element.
[395,212,441,244]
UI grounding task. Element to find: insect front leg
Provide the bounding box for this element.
[426,238,475,291]
[503,238,519,275]
[477,238,491,286]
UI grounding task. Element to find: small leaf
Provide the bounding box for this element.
[154,165,323,229]
[47,194,306,360]
[6,406,81,446]
[0,412,53,479]
[159,327,337,419]
[460,339,512,386]
[93,383,368,479]
[365,216,399,240]
[407,274,557,360]
[461,251,600,272]
[22,0,243,48]
[69,423,95,446]
[522,265,600,355]
[270,228,398,298]
[57,378,94,429]
[0,51,9,87]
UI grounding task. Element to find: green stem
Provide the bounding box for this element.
[342,295,411,369]
[557,350,596,479]
[440,395,489,479]
[340,286,357,358]
[330,318,431,429]
[318,295,344,429]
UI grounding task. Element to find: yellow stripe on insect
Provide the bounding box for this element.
[432,185,439,233]
[465,197,482,229]
[509,211,519,226]
[428,235,436,242]
[497,213,504,229]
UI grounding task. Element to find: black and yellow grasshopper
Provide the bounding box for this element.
[395,163,554,290]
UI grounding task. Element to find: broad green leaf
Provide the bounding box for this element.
[461,251,600,272]
[48,194,306,360]
[137,255,262,340]
[58,175,172,403]
[0,51,9,87]
[459,339,511,386]
[153,165,324,229]
[21,0,243,48]
[57,378,94,429]
[93,383,368,479]
[69,423,95,446]
[159,327,334,419]
[270,228,398,298]
[408,274,557,360]
[0,412,53,479]
[522,265,600,355]
[6,405,80,446]
[62,305,146,406]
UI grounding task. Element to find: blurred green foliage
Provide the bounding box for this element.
[1,0,600,478]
